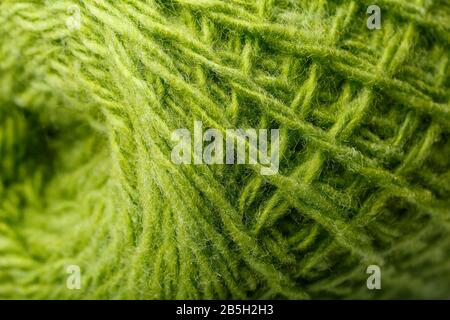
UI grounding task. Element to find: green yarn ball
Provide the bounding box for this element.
[1,0,449,299]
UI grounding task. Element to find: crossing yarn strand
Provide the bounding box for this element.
[0,0,449,299]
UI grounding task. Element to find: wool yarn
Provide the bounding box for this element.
[0,0,449,299]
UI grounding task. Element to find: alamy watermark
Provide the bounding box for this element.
[367,5,381,30]
[66,5,81,31]
[171,121,280,175]
[366,265,381,290]
[66,264,81,290]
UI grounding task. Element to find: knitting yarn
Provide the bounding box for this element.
[0,0,449,299]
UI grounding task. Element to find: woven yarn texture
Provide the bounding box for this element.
[0,0,450,299]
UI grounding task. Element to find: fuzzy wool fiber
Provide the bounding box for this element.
[1,0,450,299]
